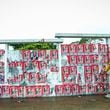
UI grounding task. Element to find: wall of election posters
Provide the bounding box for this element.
[0,43,110,98]
[59,43,110,96]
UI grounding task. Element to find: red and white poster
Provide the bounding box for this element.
[79,85,86,95]
[61,44,69,55]
[63,84,72,95]
[67,55,77,65]
[76,44,84,53]
[25,86,35,97]
[42,85,50,96]
[98,44,108,53]
[71,84,79,95]
[55,85,63,95]
[84,66,91,74]
[76,55,84,64]
[85,73,92,84]
[87,84,95,94]
[50,50,58,60]
[91,65,99,74]
[69,44,77,53]
[2,86,10,97]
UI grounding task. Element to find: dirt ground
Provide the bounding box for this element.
[0,95,110,110]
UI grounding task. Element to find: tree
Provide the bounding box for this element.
[79,38,104,44]
[9,42,57,50]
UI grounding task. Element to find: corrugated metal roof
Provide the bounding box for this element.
[0,39,63,44]
[55,33,110,38]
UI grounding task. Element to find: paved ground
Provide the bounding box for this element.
[0,95,110,110]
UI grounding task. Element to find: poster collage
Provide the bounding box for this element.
[0,43,110,98]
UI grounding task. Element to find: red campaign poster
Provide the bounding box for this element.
[18,86,24,97]
[21,50,31,60]
[62,73,65,82]
[10,86,19,97]
[0,49,5,55]
[95,83,105,94]
[90,54,99,64]
[79,85,86,95]
[91,65,99,74]
[94,74,100,83]
[101,54,109,64]
[76,44,84,53]
[83,44,97,53]
[36,73,47,83]
[25,86,35,97]
[62,73,70,83]
[76,55,84,64]
[50,50,58,60]
[34,85,43,96]
[55,85,64,95]
[67,55,77,65]
[63,84,72,95]
[83,44,91,53]
[62,66,70,83]
[28,73,36,83]
[69,66,77,83]
[62,73,76,83]
[84,55,91,64]
[87,84,95,94]
[69,44,77,54]
[62,66,70,75]
[61,44,69,55]
[38,50,46,59]
[98,44,108,53]
[69,66,77,75]
[91,44,97,52]
[99,74,109,83]
[84,66,92,74]
[42,85,50,96]
[2,86,10,97]
[30,51,38,60]
[71,84,79,95]
[85,73,92,84]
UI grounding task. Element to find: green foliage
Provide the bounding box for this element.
[79,38,89,44]
[9,43,56,50]
[79,38,104,44]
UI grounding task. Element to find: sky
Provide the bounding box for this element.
[0,0,110,43]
